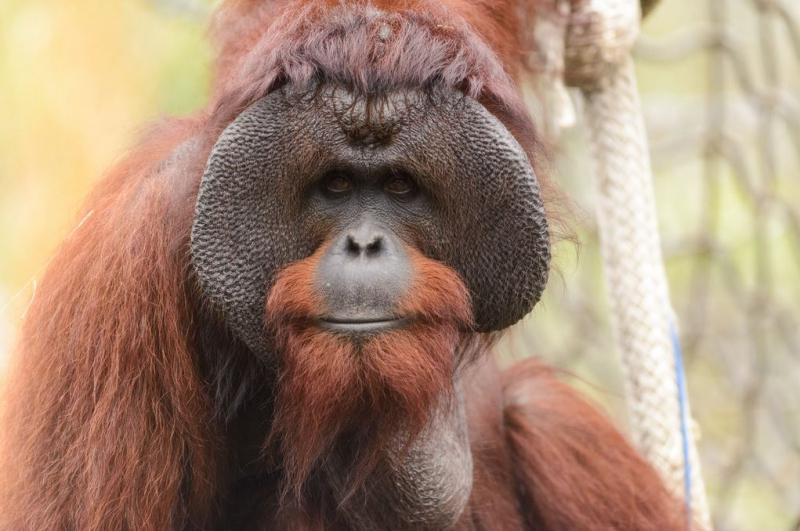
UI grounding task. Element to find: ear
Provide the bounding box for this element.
[0,121,220,530]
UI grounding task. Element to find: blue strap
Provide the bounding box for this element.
[669,321,693,529]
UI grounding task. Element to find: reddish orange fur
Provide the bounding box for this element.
[0,0,682,529]
[455,356,529,530]
[0,118,219,530]
[265,246,472,505]
[447,358,685,531]
[501,360,685,530]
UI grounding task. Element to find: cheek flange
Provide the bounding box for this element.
[418,95,551,331]
[191,92,312,356]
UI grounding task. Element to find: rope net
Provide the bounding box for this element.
[512,1,800,530]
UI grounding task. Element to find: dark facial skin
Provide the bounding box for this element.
[314,169,421,334]
[191,83,550,358]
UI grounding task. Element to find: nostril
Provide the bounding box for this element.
[365,235,383,256]
[345,235,361,255]
[344,232,384,257]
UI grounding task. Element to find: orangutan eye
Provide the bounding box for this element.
[323,173,352,195]
[385,174,417,198]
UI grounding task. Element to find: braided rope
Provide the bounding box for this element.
[532,1,711,527]
[583,58,711,528]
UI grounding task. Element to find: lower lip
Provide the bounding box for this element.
[317,318,408,334]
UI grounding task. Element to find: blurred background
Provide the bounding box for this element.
[0,0,798,529]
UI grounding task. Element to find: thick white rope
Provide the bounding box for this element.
[532,1,711,527]
[583,57,711,529]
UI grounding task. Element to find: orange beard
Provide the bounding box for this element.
[264,246,473,500]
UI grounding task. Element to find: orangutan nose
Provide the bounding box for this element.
[315,219,412,333]
[344,225,385,258]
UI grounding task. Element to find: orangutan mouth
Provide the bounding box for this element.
[317,317,410,334]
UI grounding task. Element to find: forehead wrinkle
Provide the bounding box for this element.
[327,89,409,148]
